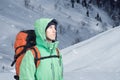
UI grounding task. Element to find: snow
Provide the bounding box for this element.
[0,0,120,80]
[62,26,120,80]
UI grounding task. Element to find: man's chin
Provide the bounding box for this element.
[46,37,56,42]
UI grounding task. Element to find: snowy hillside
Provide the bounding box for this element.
[62,26,120,80]
[0,0,113,49]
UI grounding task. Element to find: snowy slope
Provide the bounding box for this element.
[62,26,120,80]
[0,0,113,50]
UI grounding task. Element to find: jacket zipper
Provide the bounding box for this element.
[51,62,55,80]
[50,49,55,80]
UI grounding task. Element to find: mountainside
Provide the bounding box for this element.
[62,26,120,80]
[0,0,113,49]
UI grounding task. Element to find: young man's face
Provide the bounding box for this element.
[46,25,56,42]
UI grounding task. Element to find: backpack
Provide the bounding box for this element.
[11,30,60,80]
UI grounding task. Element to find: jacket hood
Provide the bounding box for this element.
[34,18,59,50]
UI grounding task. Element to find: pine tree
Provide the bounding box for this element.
[76,0,80,3]
[88,0,92,4]
[71,0,75,8]
[82,0,88,8]
[86,10,89,17]
[24,0,30,8]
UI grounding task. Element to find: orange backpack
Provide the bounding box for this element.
[11,30,60,80]
[11,30,40,80]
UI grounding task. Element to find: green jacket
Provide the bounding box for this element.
[20,18,63,80]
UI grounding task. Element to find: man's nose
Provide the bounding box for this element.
[53,28,56,33]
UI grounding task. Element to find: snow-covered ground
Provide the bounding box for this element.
[0,0,119,80]
[62,26,120,80]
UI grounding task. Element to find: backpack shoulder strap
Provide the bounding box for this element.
[29,47,60,68]
[11,46,26,67]
[30,46,40,68]
[56,48,60,57]
[35,48,60,61]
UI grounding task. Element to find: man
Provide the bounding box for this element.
[20,18,63,80]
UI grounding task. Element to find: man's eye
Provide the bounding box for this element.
[50,26,53,28]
